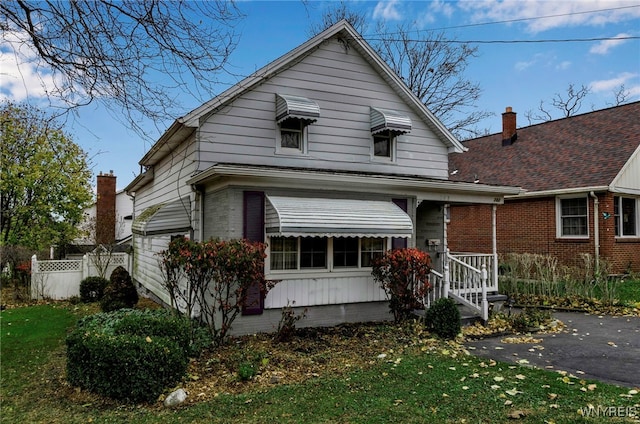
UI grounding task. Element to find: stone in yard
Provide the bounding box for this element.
[164,388,187,408]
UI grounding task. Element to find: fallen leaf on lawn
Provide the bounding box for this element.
[629,389,638,395]
[507,410,526,419]
[516,359,530,365]
[548,393,558,400]
[470,373,480,378]
[145,336,152,343]
[442,393,449,398]
[377,353,387,359]
[515,374,526,380]
[494,376,505,382]
[505,388,523,396]
[462,386,469,390]
[491,385,501,390]
[587,384,597,391]
[394,399,403,406]
[504,400,513,406]
[549,404,559,409]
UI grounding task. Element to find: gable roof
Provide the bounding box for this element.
[137,20,465,168]
[449,102,640,194]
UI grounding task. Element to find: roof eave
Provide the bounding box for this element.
[506,186,610,199]
[188,163,522,199]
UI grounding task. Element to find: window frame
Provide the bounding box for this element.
[614,196,639,238]
[276,118,309,156]
[556,195,589,239]
[268,236,390,274]
[371,130,396,162]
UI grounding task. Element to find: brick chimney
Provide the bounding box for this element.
[96,171,116,244]
[502,106,517,146]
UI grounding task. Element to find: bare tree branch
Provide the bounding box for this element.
[308,6,491,140]
[1,0,242,138]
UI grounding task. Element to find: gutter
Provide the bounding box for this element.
[505,186,609,199]
[590,191,600,270]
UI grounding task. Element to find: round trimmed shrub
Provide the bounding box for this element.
[101,266,138,312]
[79,276,109,303]
[66,309,191,403]
[424,297,461,340]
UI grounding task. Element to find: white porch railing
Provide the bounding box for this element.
[31,253,131,300]
[424,251,497,322]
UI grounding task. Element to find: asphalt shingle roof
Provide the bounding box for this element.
[448,102,640,192]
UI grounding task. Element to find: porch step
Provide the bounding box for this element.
[457,303,482,327]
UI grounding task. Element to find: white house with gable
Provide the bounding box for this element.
[125,21,520,334]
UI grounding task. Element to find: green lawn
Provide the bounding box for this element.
[1,303,638,423]
[617,278,640,305]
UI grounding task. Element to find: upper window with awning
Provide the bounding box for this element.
[370,107,412,135]
[132,197,191,236]
[276,94,320,124]
[265,195,413,238]
[275,94,320,155]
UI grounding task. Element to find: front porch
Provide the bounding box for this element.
[425,251,505,323]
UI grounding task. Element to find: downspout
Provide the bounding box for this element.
[589,191,599,271]
[492,204,498,290]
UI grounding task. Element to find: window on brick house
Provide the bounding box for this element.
[614,196,639,237]
[556,196,588,238]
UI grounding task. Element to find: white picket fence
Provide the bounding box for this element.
[31,253,131,300]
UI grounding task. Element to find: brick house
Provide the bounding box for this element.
[448,102,640,274]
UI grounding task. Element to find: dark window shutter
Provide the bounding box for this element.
[392,198,408,250]
[243,191,265,242]
[243,191,265,315]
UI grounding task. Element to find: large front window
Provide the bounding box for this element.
[614,196,639,237]
[557,197,588,237]
[270,236,388,271]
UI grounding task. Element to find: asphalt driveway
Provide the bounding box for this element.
[465,311,640,388]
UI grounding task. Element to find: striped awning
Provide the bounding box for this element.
[276,94,320,124]
[370,107,412,135]
[265,196,413,238]
[132,198,191,236]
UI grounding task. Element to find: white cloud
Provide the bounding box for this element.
[0,30,59,102]
[514,59,536,71]
[589,33,631,54]
[429,0,454,18]
[459,0,640,33]
[590,72,638,93]
[373,0,402,21]
[556,60,571,70]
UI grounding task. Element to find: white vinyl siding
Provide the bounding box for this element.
[129,135,198,297]
[195,38,449,178]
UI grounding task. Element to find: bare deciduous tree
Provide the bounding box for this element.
[525,83,591,124]
[609,84,631,107]
[308,3,490,139]
[1,1,242,134]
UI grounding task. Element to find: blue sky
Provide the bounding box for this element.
[2,0,639,189]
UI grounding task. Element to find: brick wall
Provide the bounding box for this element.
[96,171,116,244]
[448,193,640,274]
